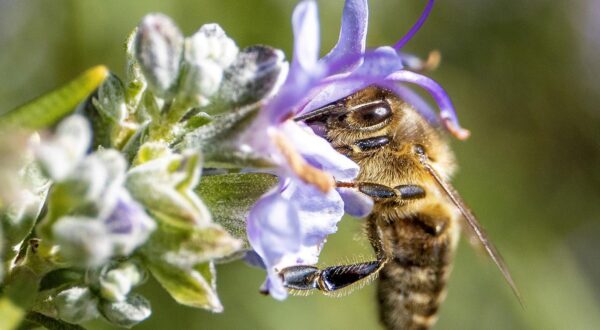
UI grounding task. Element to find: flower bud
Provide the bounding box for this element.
[179,24,239,106]
[218,45,288,107]
[52,190,155,267]
[135,14,183,98]
[54,286,99,324]
[34,115,91,181]
[99,261,146,302]
[95,73,127,122]
[99,293,151,328]
[53,217,113,267]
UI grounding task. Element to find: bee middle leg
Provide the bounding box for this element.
[336,181,426,201]
[280,259,386,292]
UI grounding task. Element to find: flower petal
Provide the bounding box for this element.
[337,187,373,218]
[291,0,320,72]
[281,121,358,181]
[300,47,404,114]
[385,70,470,139]
[386,83,439,124]
[322,0,368,68]
[247,184,302,265]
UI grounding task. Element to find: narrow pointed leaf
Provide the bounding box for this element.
[0,66,109,130]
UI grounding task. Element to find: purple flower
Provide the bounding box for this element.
[53,190,156,267]
[244,0,467,299]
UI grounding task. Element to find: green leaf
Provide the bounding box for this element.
[126,151,211,226]
[141,218,241,312]
[0,66,109,130]
[175,102,271,168]
[196,173,277,247]
[142,218,241,269]
[147,261,222,312]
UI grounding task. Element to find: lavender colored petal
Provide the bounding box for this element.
[248,178,346,299]
[354,47,404,77]
[394,0,435,51]
[321,0,368,69]
[291,0,320,72]
[337,187,373,218]
[281,121,358,181]
[385,83,439,124]
[300,47,406,113]
[385,70,465,133]
[243,250,266,269]
[299,74,362,115]
[264,269,287,300]
[275,180,344,268]
[247,186,302,264]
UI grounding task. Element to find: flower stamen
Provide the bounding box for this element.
[272,129,335,193]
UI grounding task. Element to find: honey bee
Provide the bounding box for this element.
[280,86,520,330]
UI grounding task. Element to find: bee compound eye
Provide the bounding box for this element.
[353,102,392,127]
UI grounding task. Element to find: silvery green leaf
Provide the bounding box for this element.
[0,66,109,130]
[125,28,147,111]
[196,173,277,248]
[94,73,127,123]
[140,217,241,312]
[126,150,210,226]
[34,115,91,181]
[142,219,241,269]
[135,14,183,98]
[147,261,222,312]
[99,293,151,328]
[216,45,287,110]
[54,286,100,324]
[1,188,47,265]
[178,24,239,107]
[81,73,133,149]
[131,141,171,166]
[176,103,271,168]
[2,160,49,267]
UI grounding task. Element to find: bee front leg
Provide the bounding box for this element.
[280,259,386,293]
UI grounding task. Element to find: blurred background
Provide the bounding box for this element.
[1,0,599,329]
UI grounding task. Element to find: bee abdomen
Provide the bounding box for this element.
[377,262,451,330]
[373,212,458,330]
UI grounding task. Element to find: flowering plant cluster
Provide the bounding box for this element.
[0,0,464,328]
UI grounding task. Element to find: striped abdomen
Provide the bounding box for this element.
[369,206,460,330]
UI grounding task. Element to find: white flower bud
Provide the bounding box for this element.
[54,286,100,324]
[179,23,239,106]
[99,262,145,302]
[135,14,183,98]
[34,115,91,181]
[100,293,151,328]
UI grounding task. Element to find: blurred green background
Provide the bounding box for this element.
[1,0,599,329]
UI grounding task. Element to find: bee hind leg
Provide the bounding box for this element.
[280,259,386,293]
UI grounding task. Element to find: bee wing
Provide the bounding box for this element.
[420,158,523,304]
